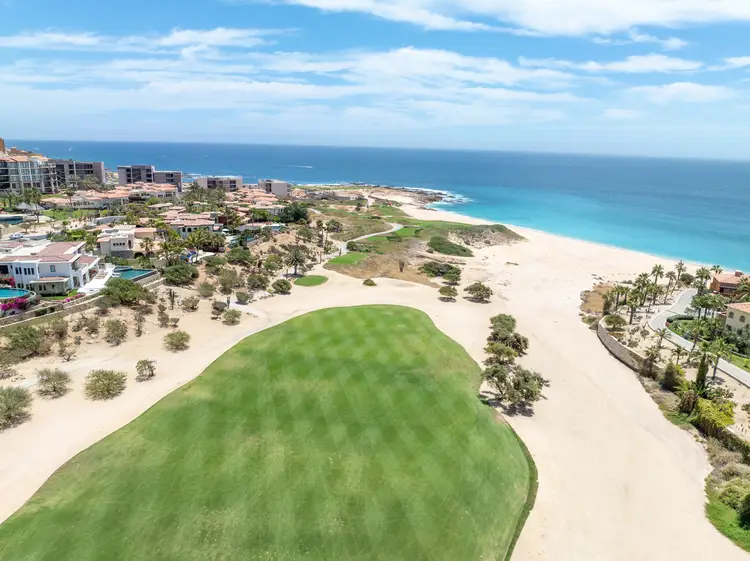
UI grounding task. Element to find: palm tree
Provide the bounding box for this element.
[651,264,665,285]
[665,271,677,294]
[141,237,154,257]
[675,260,687,281]
[285,247,307,276]
[734,278,750,303]
[627,291,642,324]
[635,273,650,291]
[708,338,737,380]
[711,265,723,276]
[695,267,711,294]
[670,346,685,366]
[654,328,670,351]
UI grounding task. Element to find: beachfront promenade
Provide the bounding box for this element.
[649,289,750,387]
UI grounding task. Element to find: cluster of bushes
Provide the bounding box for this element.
[464,282,493,303]
[164,263,199,286]
[427,236,474,257]
[164,330,191,352]
[482,314,548,409]
[101,278,156,306]
[420,261,461,282]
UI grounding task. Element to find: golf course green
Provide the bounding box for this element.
[0,306,532,560]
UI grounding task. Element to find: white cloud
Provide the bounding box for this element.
[716,56,750,70]
[275,0,750,35]
[593,29,688,51]
[520,54,703,73]
[601,108,641,120]
[628,82,737,103]
[0,32,101,49]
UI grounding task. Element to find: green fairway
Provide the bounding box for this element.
[294,274,329,287]
[0,306,532,561]
[327,251,369,265]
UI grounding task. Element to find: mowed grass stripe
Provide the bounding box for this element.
[0,305,531,561]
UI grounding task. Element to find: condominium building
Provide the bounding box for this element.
[258,179,291,198]
[0,155,59,194]
[194,176,242,192]
[52,159,106,186]
[118,165,183,191]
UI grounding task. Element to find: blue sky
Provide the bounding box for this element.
[2,0,750,158]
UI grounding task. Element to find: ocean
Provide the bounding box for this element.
[11,140,750,268]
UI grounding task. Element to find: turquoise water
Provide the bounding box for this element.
[0,288,31,299]
[113,267,154,281]
[13,140,750,268]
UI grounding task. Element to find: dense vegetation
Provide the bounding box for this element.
[0,306,532,561]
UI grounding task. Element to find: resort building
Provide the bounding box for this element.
[43,183,178,210]
[161,209,218,238]
[194,176,243,192]
[711,271,749,295]
[96,225,156,259]
[259,179,291,198]
[118,165,184,192]
[727,302,750,332]
[0,241,100,295]
[0,155,59,194]
[51,159,106,186]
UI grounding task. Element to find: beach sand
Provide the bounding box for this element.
[0,205,744,561]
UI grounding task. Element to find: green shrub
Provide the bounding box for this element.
[226,247,253,266]
[490,314,517,332]
[419,261,461,277]
[164,263,199,286]
[102,278,154,306]
[235,291,251,304]
[4,325,45,359]
[428,236,473,257]
[346,241,360,252]
[0,386,33,428]
[465,282,493,303]
[443,271,461,285]
[719,479,750,509]
[272,279,292,294]
[247,274,270,291]
[363,278,377,287]
[691,398,734,437]
[604,315,628,331]
[197,282,215,298]
[84,370,127,400]
[218,269,242,295]
[37,368,71,398]
[438,285,458,301]
[661,361,686,392]
[223,309,242,326]
[739,492,750,527]
[719,463,750,481]
[181,296,200,312]
[104,319,128,346]
[164,330,191,352]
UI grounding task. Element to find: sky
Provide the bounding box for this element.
[2,0,750,159]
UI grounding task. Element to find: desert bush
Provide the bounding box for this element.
[219,269,242,295]
[420,261,461,278]
[346,241,360,251]
[272,279,292,294]
[223,309,242,326]
[134,311,146,337]
[135,359,156,382]
[679,388,698,414]
[164,330,191,352]
[604,315,628,331]
[484,364,549,408]
[235,291,251,304]
[0,357,17,380]
[157,310,170,328]
[661,361,686,392]
[48,319,69,342]
[464,282,492,303]
[85,315,100,335]
[212,301,228,315]
[84,369,127,400]
[226,247,253,266]
[490,314,517,333]
[428,236,473,257]
[439,285,458,301]
[181,296,200,312]
[363,278,377,287]
[37,368,71,398]
[104,319,128,346]
[164,263,199,286]
[95,296,114,316]
[58,345,77,362]
[4,325,45,359]
[247,273,270,291]
[443,271,461,285]
[707,437,742,468]
[0,387,32,429]
[197,282,215,298]
[719,462,750,482]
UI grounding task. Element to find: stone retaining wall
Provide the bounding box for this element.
[597,320,664,376]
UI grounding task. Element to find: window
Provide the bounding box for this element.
[729,312,735,319]
[50,265,56,272]
[742,316,747,324]
[15,267,20,275]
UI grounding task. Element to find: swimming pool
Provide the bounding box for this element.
[112,267,155,281]
[0,287,31,300]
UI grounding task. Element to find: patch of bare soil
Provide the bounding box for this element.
[580,282,614,315]
[326,253,438,286]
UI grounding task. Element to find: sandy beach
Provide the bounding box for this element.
[1,203,746,560]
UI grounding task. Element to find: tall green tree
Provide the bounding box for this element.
[708,338,737,380]
[651,264,664,285]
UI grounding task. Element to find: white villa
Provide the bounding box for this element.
[0,241,101,295]
[727,302,750,332]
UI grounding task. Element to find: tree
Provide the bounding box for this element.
[235,291,251,304]
[0,387,33,429]
[37,368,72,398]
[247,273,270,292]
[263,254,284,274]
[438,285,458,301]
[661,361,685,392]
[627,291,642,324]
[226,247,253,266]
[483,364,549,409]
[218,269,242,294]
[695,267,712,294]
[104,319,128,345]
[675,260,687,282]
[604,314,627,331]
[164,330,191,352]
[163,263,198,286]
[464,282,492,303]
[696,354,709,392]
[740,492,750,527]
[102,278,153,306]
[641,345,660,379]
[272,279,292,294]
[710,264,723,276]
[84,370,127,400]
[708,338,737,380]
[285,246,308,276]
[735,278,750,303]
[651,264,664,285]
[278,202,309,224]
[136,359,156,382]
[484,342,517,365]
[223,309,242,325]
[665,271,677,294]
[654,328,670,351]
[491,314,517,332]
[443,271,461,285]
[141,237,155,257]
